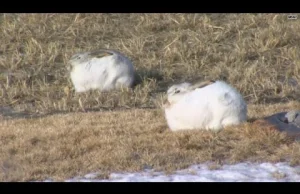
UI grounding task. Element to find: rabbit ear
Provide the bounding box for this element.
[218,92,234,106]
[89,50,114,58]
[189,80,215,90]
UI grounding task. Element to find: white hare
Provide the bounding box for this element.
[68,49,135,93]
[163,80,247,131]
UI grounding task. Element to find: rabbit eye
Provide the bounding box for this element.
[175,89,180,94]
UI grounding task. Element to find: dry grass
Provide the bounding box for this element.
[1,13,300,113]
[1,13,300,181]
[272,171,287,180]
[1,102,300,181]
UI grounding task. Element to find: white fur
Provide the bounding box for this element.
[164,80,247,131]
[68,49,135,93]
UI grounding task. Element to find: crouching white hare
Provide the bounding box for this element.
[163,80,247,131]
[68,49,135,92]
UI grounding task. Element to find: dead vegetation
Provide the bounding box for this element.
[1,13,300,181]
[1,102,300,181]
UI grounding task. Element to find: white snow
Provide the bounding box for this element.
[58,162,300,182]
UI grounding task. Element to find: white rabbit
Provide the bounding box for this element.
[163,80,247,131]
[68,49,135,93]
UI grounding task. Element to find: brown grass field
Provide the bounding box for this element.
[1,13,300,181]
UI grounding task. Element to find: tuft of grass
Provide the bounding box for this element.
[272,171,286,180]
